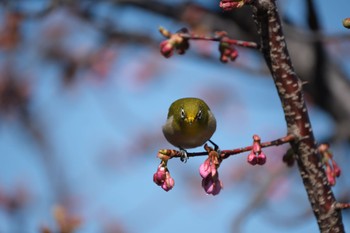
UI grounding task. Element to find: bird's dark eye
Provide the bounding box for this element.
[180,108,186,119]
[197,110,202,120]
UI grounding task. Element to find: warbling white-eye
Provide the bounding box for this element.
[162,97,217,160]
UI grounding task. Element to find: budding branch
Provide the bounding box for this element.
[158,134,295,160]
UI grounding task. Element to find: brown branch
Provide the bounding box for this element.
[158,134,294,160]
[159,27,258,61]
[249,0,345,232]
[221,134,294,158]
[177,31,260,49]
[334,203,350,210]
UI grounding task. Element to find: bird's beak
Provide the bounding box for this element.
[186,117,195,125]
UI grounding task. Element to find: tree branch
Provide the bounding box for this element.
[157,134,294,160]
[334,202,350,210]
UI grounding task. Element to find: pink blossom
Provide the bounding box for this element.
[229,50,238,61]
[199,158,218,179]
[202,175,222,196]
[161,173,175,192]
[247,135,267,166]
[253,142,261,154]
[199,149,223,195]
[199,159,211,178]
[257,152,266,165]
[332,160,341,177]
[153,165,167,185]
[326,165,336,186]
[219,42,238,63]
[160,40,174,58]
[153,164,175,191]
[247,152,257,165]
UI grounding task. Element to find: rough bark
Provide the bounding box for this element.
[251,0,344,232]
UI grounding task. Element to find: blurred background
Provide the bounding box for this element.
[0,0,349,232]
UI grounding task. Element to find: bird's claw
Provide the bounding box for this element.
[179,149,188,163]
[209,139,221,157]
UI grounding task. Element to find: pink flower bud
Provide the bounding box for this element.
[253,141,261,154]
[160,40,174,58]
[332,160,341,177]
[223,48,232,56]
[212,161,218,176]
[257,152,266,165]
[211,179,223,196]
[202,176,215,194]
[334,167,341,178]
[153,166,167,186]
[326,165,335,186]
[201,175,222,196]
[220,55,229,63]
[219,41,238,63]
[161,173,175,192]
[229,50,238,61]
[199,160,211,178]
[199,149,223,195]
[247,152,257,165]
[153,173,162,186]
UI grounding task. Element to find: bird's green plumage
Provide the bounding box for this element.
[162,97,216,149]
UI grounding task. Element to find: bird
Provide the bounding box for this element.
[162,97,217,161]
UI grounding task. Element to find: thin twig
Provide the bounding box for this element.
[178,33,260,49]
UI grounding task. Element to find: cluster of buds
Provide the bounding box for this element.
[247,135,266,165]
[219,0,246,11]
[153,163,175,192]
[153,150,175,191]
[218,33,238,63]
[159,27,189,58]
[199,146,223,195]
[319,144,341,186]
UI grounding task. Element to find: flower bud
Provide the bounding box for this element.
[326,165,335,186]
[161,173,175,192]
[229,50,239,61]
[211,179,223,196]
[199,160,211,178]
[160,40,174,58]
[247,152,257,165]
[201,175,222,196]
[202,176,215,194]
[220,55,229,63]
[257,152,266,165]
[332,160,341,177]
[153,165,167,186]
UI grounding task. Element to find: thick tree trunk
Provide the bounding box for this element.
[251,0,344,232]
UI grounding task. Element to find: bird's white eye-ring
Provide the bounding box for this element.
[180,108,186,119]
[197,110,202,120]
